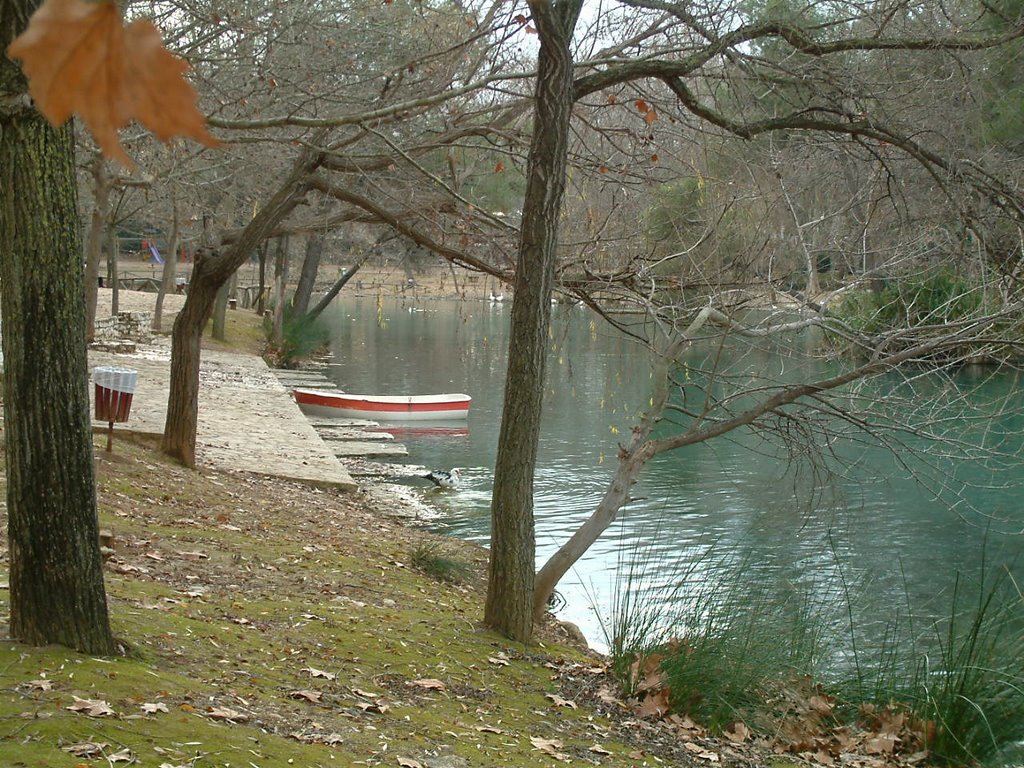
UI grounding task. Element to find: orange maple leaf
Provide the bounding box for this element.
[7,0,219,168]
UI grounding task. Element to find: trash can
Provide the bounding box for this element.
[93,366,138,451]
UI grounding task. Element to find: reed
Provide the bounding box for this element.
[598,529,1023,763]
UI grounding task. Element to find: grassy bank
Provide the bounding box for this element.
[0,436,572,766]
[3,433,782,768]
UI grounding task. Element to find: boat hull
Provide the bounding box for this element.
[292,388,471,421]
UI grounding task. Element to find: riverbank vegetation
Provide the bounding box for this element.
[828,268,1024,363]
[600,536,1024,767]
[5,432,1018,766]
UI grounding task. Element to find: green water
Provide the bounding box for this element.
[321,297,1024,653]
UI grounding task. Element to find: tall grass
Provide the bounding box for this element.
[836,562,1024,765]
[596,533,830,728]
[598,531,1023,764]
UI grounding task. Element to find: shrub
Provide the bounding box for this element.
[836,268,987,337]
[410,542,471,584]
[263,310,330,369]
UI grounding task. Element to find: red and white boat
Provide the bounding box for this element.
[292,388,471,421]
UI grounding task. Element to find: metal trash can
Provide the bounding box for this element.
[93,366,138,451]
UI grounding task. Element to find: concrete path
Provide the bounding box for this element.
[90,290,356,490]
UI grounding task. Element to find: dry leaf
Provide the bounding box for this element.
[397,758,423,768]
[206,705,248,722]
[142,701,169,714]
[494,161,505,173]
[635,688,670,719]
[108,748,135,763]
[63,741,109,757]
[808,694,835,715]
[724,721,751,743]
[407,678,446,690]
[487,654,510,667]
[545,693,577,709]
[302,667,337,680]
[6,0,218,168]
[26,679,54,691]
[589,744,612,755]
[596,686,621,705]
[175,550,208,560]
[683,742,721,761]
[66,696,115,717]
[530,736,563,754]
[289,690,323,703]
[863,735,897,754]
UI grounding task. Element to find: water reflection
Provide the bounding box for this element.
[322,298,1024,650]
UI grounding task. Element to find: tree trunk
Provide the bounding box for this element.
[0,18,115,653]
[211,279,230,340]
[107,229,119,315]
[531,337,687,617]
[153,200,180,332]
[83,153,110,342]
[271,234,289,345]
[162,150,318,466]
[305,253,369,323]
[292,231,324,317]
[256,240,269,314]
[483,0,582,642]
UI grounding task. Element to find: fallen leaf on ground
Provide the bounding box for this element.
[175,550,209,560]
[62,741,109,757]
[205,705,248,722]
[142,701,169,714]
[26,679,54,691]
[863,735,897,754]
[545,693,577,709]
[589,744,612,755]
[302,667,337,680]
[724,721,751,742]
[683,742,721,761]
[397,758,424,768]
[407,678,446,690]
[530,736,571,761]
[596,686,621,705]
[635,688,671,719]
[66,696,115,717]
[289,690,323,703]
[6,0,219,168]
[108,748,135,763]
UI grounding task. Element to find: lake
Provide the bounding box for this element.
[319,295,1024,654]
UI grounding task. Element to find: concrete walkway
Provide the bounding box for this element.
[89,291,356,490]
